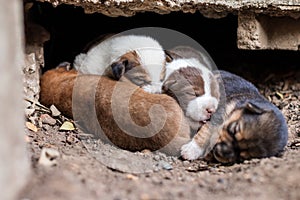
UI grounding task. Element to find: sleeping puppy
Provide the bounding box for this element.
[73,34,170,93]
[40,66,191,156]
[181,70,288,163]
[162,56,220,133]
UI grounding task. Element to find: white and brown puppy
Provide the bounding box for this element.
[162,50,220,133]
[73,35,169,93]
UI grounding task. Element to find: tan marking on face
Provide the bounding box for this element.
[235,132,244,141]
[220,110,243,143]
[212,108,245,163]
[219,129,234,143]
[225,102,237,117]
[226,109,243,123]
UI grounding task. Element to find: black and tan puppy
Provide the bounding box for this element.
[181,70,288,163]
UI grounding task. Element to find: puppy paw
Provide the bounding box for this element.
[181,140,205,160]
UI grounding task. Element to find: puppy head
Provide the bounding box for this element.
[212,101,288,164]
[162,58,220,131]
[109,35,171,93]
[110,51,152,86]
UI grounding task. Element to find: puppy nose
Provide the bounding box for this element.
[206,108,215,114]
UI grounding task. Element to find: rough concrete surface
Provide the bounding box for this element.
[0,0,30,200]
[238,13,300,50]
[35,0,300,50]
[23,3,50,101]
[36,0,300,18]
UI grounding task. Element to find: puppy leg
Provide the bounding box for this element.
[181,123,220,160]
[181,125,210,160]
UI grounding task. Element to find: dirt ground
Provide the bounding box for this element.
[19,65,300,200]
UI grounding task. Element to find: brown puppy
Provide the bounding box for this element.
[181,70,288,163]
[40,67,190,156]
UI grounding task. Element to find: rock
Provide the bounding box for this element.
[38,148,60,167]
[40,114,56,125]
[50,105,61,117]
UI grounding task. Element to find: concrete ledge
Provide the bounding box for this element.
[35,0,300,50]
[37,0,300,18]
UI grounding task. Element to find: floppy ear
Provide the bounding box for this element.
[111,50,138,80]
[244,102,267,114]
[164,50,174,63]
[111,61,126,80]
[162,79,175,92]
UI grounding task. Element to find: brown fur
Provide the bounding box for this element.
[178,67,205,97]
[162,68,201,113]
[40,67,190,156]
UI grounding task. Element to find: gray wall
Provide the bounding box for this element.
[0,0,30,199]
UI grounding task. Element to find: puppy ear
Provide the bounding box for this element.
[244,102,267,114]
[164,50,174,63]
[111,61,126,80]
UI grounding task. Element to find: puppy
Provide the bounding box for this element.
[162,56,220,133]
[181,70,288,163]
[73,34,170,93]
[40,66,191,156]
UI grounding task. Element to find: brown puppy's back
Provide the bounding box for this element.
[40,67,190,156]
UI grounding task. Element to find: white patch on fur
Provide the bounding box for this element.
[73,35,166,91]
[165,57,215,97]
[165,58,202,80]
[165,57,219,126]
[142,83,162,94]
[181,139,204,160]
[186,96,218,122]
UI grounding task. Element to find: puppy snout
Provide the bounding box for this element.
[205,107,216,119]
[186,96,218,122]
[206,108,215,114]
[213,142,236,163]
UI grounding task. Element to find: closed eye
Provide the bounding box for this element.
[195,91,202,97]
[227,121,240,136]
[134,77,151,85]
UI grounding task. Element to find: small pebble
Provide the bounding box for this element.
[153,155,160,161]
[183,160,190,166]
[160,161,173,170]
[40,114,56,125]
[50,105,61,117]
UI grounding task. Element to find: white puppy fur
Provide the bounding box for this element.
[73,35,166,93]
[181,139,205,160]
[164,58,219,131]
